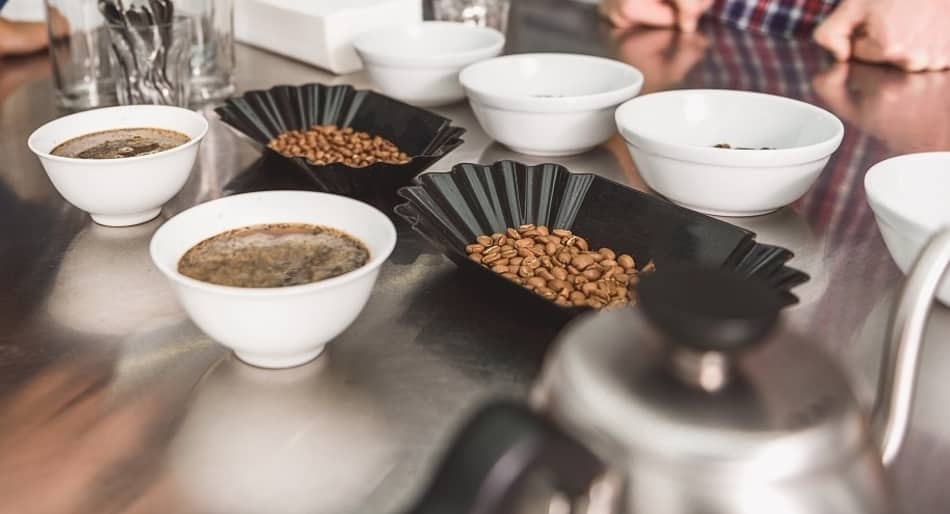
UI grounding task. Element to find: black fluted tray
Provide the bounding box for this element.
[395,161,808,318]
[215,83,466,198]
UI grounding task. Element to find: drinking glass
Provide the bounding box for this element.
[108,18,193,107]
[177,0,236,104]
[45,0,119,110]
[432,0,510,33]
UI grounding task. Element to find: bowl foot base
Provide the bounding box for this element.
[91,208,162,227]
[664,199,782,218]
[504,144,597,157]
[233,347,326,369]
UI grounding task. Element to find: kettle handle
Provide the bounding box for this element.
[405,401,605,514]
[873,228,950,466]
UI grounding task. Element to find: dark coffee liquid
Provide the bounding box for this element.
[177,223,370,288]
[51,127,190,159]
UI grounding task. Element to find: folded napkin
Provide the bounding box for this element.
[234,0,423,74]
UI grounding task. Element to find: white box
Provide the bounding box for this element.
[234,0,423,75]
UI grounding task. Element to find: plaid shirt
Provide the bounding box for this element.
[710,0,839,36]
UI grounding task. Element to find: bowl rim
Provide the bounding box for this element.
[459,53,644,113]
[865,151,950,236]
[27,105,210,165]
[149,190,398,297]
[615,89,844,167]
[353,21,505,68]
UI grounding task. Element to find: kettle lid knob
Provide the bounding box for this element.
[638,268,782,352]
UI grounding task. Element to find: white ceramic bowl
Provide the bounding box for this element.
[28,105,208,227]
[459,53,643,156]
[865,152,950,305]
[353,21,505,107]
[615,89,844,217]
[150,191,397,368]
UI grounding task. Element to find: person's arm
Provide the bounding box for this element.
[814,0,950,72]
[600,0,714,32]
[0,18,50,56]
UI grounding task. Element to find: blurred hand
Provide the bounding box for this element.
[0,364,173,513]
[0,52,50,103]
[814,0,950,71]
[0,9,69,57]
[600,0,714,32]
[813,62,950,152]
[611,27,708,94]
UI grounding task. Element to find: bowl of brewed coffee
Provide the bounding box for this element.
[28,105,208,227]
[150,191,397,368]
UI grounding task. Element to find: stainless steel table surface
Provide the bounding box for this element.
[2,1,950,513]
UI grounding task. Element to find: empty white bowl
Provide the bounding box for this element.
[150,191,397,369]
[459,53,643,156]
[28,105,208,227]
[353,21,505,107]
[615,89,844,217]
[865,152,950,305]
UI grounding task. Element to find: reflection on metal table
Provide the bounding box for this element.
[1,1,949,513]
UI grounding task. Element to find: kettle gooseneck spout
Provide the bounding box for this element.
[872,228,950,466]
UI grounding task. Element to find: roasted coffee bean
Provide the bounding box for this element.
[583,268,602,281]
[537,287,557,300]
[464,228,654,310]
[527,276,547,289]
[618,254,635,270]
[268,125,409,167]
[482,253,501,264]
[571,254,594,270]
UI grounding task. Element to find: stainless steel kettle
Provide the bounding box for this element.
[407,229,950,514]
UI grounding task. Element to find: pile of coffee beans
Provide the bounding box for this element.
[465,225,654,309]
[268,125,411,167]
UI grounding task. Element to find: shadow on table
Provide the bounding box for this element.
[403,265,566,381]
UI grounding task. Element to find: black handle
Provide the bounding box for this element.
[405,401,604,514]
